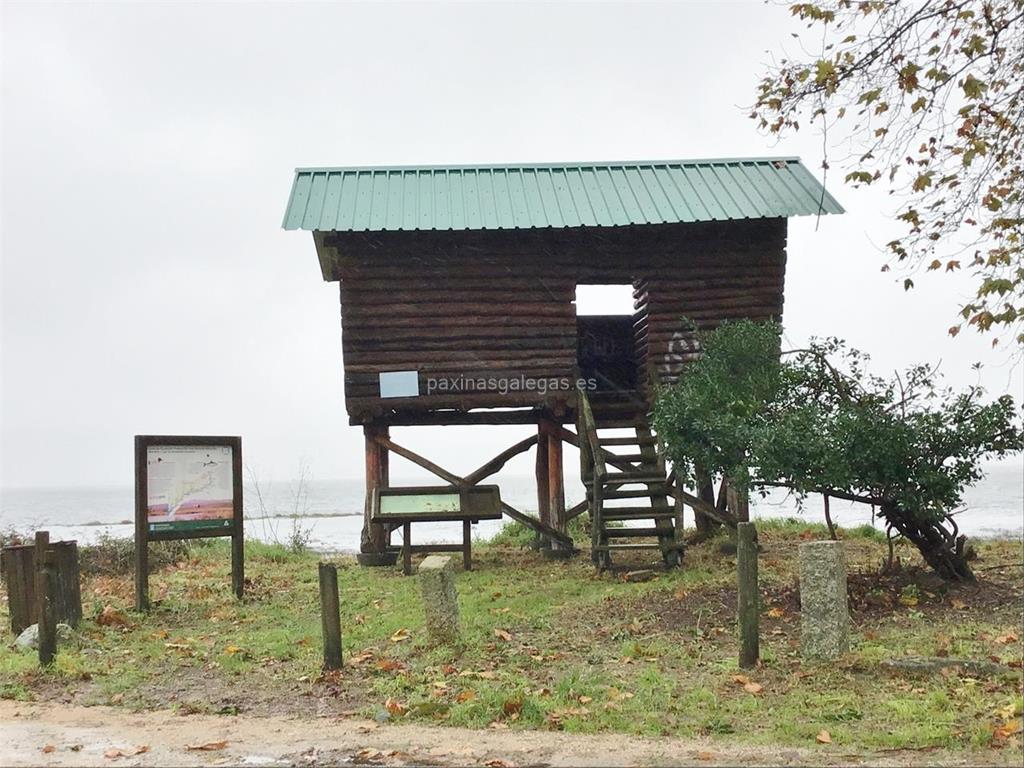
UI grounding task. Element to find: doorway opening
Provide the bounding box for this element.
[574,284,639,393]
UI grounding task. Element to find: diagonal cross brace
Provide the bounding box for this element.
[372,435,576,551]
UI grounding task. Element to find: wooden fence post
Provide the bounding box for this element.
[318,562,342,670]
[737,521,759,669]
[38,549,58,666]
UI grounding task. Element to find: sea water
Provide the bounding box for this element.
[1,464,1020,551]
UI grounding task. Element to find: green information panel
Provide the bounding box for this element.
[379,492,461,516]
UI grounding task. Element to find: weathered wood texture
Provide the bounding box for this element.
[37,549,58,666]
[1,540,82,635]
[322,219,788,421]
[737,522,760,669]
[318,562,343,670]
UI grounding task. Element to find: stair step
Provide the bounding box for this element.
[593,419,648,429]
[593,543,685,551]
[604,488,673,499]
[602,510,677,521]
[598,436,657,446]
[603,474,667,486]
[601,452,646,462]
[602,527,668,538]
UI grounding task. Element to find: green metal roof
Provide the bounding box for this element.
[282,157,842,232]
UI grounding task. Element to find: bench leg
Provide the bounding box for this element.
[403,522,412,575]
[463,519,472,571]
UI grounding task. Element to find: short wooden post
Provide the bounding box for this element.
[737,521,759,669]
[33,532,49,635]
[727,478,750,523]
[318,562,342,670]
[38,549,58,667]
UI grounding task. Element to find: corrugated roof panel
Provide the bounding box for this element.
[662,166,703,222]
[282,157,843,231]
[550,168,581,227]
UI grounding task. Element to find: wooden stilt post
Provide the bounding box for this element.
[358,423,397,566]
[318,562,342,670]
[737,521,759,669]
[535,420,551,550]
[380,425,392,552]
[547,425,569,555]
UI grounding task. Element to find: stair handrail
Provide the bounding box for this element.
[576,387,606,480]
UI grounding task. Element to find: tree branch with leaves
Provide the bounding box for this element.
[754,0,1023,344]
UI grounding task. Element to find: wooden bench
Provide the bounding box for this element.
[371,485,503,575]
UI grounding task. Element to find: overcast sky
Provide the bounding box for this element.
[2,1,1020,491]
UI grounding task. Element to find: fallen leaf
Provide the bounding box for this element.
[104,748,127,760]
[502,697,523,716]
[950,599,967,610]
[995,632,1019,645]
[766,607,785,618]
[224,645,244,655]
[185,740,228,751]
[485,760,514,767]
[41,745,55,754]
[389,628,410,643]
[493,629,513,642]
[97,606,130,628]
[578,695,593,704]
[743,682,764,695]
[375,658,405,673]
[816,730,832,744]
[133,746,150,755]
[732,674,751,685]
[994,720,1023,740]
[696,752,714,761]
[384,697,408,716]
[355,721,379,733]
[456,690,476,703]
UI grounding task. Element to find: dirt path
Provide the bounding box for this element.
[0,701,1015,767]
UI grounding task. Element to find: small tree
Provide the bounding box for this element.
[653,320,1022,580]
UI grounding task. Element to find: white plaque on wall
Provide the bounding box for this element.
[379,370,419,398]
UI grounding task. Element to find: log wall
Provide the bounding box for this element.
[320,219,787,422]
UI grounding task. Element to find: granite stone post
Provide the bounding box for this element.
[799,540,849,660]
[418,555,460,644]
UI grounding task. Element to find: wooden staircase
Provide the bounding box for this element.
[577,389,684,571]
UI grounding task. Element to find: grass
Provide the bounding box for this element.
[1,522,1021,756]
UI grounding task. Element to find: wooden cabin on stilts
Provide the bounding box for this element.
[282,158,842,571]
